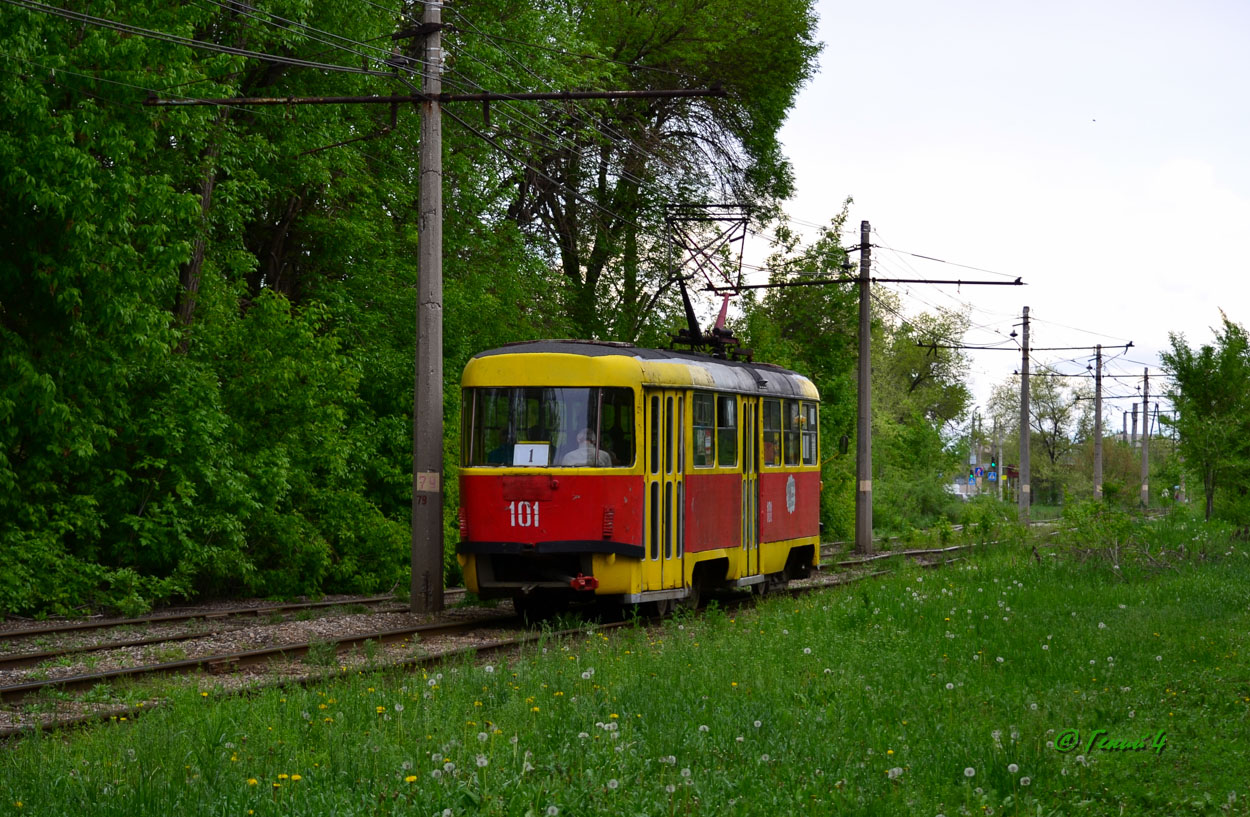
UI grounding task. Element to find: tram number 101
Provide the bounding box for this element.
[507,500,540,527]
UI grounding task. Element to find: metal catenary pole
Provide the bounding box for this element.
[1018,306,1030,522]
[855,220,873,554]
[411,0,445,614]
[1093,344,1103,500]
[1140,368,1150,508]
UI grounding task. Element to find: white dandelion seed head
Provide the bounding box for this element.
[946,682,955,690]
[1020,776,1031,786]
[760,754,770,762]
[578,732,589,739]
[546,806,559,816]
[476,755,488,768]
[607,779,618,789]
[443,762,455,772]
[1156,655,1163,661]
[964,767,976,778]
[510,735,519,745]
[698,724,709,732]
[394,703,404,712]
[681,768,691,777]
[1007,763,1018,773]
[803,647,812,655]
[431,769,442,779]
[996,656,1004,663]
[665,784,676,794]
[478,732,488,742]
[754,720,762,728]
[1098,622,1106,629]
[484,665,494,673]
[1042,644,1049,651]
[736,736,744,742]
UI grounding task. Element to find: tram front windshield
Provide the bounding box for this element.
[463,387,634,468]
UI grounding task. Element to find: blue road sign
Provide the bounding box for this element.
[988,471,998,482]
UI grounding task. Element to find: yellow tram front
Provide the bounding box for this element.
[457,340,822,616]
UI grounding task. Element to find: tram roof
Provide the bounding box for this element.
[467,340,819,399]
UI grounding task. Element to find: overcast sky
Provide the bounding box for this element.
[753,0,1250,426]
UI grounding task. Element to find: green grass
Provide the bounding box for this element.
[3,540,1249,816]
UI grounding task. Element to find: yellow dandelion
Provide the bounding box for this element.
[273,783,281,789]
[609,713,619,719]
[290,775,302,782]
[247,779,258,786]
[278,774,289,780]
[531,706,540,712]
[405,775,418,783]
[200,692,208,698]
[376,706,385,714]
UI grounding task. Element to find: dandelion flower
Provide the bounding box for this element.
[546,806,559,816]
[754,720,762,728]
[681,768,691,778]
[476,755,488,768]
[760,754,770,762]
[803,647,812,655]
[247,779,258,786]
[964,767,976,778]
[665,784,676,793]
[945,682,954,690]
[698,724,709,732]
[607,778,619,790]
[477,732,488,743]
[1020,777,1031,786]
[1007,763,1018,773]
[405,775,418,783]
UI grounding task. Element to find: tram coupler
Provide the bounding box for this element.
[569,573,599,592]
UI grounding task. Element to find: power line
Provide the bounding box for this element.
[2,0,396,77]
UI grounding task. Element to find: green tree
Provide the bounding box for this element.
[1161,315,1250,521]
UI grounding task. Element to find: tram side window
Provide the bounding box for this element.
[717,394,738,467]
[600,389,636,467]
[801,401,819,465]
[783,400,801,466]
[762,399,782,467]
[692,393,715,467]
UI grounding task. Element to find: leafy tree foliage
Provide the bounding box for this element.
[1161,315,1250,521]
[0,0,820,615]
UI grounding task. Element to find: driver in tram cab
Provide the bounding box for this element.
[561,428,611,467]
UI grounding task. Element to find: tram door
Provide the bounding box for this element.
[742,398,760,576]
[643,390,685,591]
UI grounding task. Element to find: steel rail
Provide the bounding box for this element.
[0,613,516,706]
[0,590,464,642]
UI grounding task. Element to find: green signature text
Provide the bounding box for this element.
[1054,728,1167,755]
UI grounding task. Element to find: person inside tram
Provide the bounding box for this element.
[561,428,611,467]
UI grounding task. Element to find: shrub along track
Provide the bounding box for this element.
[0,545,972,739]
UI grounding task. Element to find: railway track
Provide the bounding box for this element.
[0,589,466,642]
[0,544,971,738]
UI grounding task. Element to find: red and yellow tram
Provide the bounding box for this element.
[456,340,820,617]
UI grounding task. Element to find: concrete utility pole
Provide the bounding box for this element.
[411,0,445,614]
[855,220,873,554]
[1140,368,1150,508]
[1131,403,1138,448]
[1018,306,1031,521]
[1093,344,1103,501]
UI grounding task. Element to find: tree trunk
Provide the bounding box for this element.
[175,111,228,345]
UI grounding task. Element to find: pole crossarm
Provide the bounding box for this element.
[145,88,727,107]
[705,276,1023,293]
